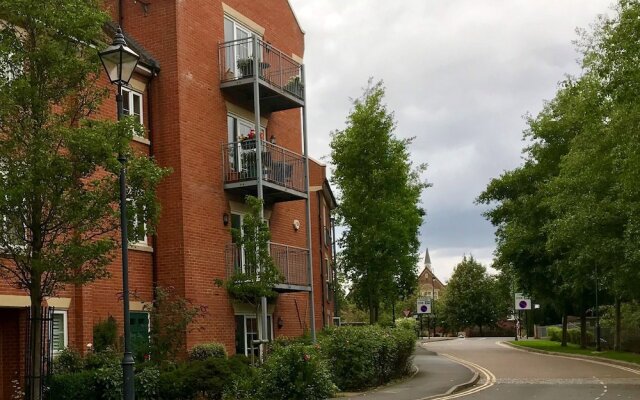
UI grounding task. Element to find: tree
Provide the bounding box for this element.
[0,1,168,397]
[330,80,428,324]
[441,256,506,335]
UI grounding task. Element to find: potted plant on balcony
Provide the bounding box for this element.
[284,76,304,97]
[215,196,282,305]
[237,57,254,77]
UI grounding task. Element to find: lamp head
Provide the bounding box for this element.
[99,27,140,85]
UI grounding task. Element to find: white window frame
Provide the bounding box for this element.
[227,113,266,173]
[122,87,144,138]
[51,310,68,355]
[224,16,259,77]
[237,314,273,357]
[127,196,148,247]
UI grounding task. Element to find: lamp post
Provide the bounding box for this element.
[99,27,140,400]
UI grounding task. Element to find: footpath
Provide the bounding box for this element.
[335,338,476,400]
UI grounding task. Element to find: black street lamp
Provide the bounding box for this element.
[98,27,139,400]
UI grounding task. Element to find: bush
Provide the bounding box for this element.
[93,316,118,353]
[48,370,96,400]
[93,365,123,400]
[258,343,336,400]
[548,326,562,342]
[135,365,160,400]
[84,348,120,370]
[396,317,418,332]
[158,356,253,400]
[188,342,227,361]
[319,325,416,391]
[52,347,84,374]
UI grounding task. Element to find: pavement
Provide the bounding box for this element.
[334,339,476,400]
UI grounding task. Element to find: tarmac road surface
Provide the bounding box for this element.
[423,337,640,400]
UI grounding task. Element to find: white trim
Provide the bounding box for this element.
[122,87,145,139]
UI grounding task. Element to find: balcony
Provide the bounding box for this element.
[225,242,310,292]
[222,139,307,203]
[219,38,304,113]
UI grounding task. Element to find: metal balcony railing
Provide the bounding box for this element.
[225,242,310,288]
[222,139,305,194]
[219,37,304,100]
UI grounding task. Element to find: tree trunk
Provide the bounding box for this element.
[580,308,587,349]
[561,311,568,347]
[29,277,43,400]
[615,297,621,351]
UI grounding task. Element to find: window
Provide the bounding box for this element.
[122,88,144,137]
[224,16,256,77]
[127,195,148,246]
[434,289,440,300]
[227,114,265,173]
[324,258,333,303]
[235,314,273,358]
[51,310,68,354]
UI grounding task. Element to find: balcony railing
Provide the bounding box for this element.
[219,37,304,101]
[225,242,310,291]
[222,139,305,195]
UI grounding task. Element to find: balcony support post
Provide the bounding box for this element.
[301,65,316,342]
[252,37,269,359]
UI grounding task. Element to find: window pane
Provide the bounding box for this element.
[132,93,142,123]
[224,17,234,42]
[52,313,65,352]
[122,89,130,115]
[235,315,245,355]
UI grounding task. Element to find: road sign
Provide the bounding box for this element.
[417,297,431,314]
[515,293,532,310]
[403,309,411,317]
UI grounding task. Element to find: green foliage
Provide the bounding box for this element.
[135,366,160,400]
[148,286,207,363]
[92,316,118,353]
[52,348,84,374]
[548,327,563,342]
[188,342,228,361]
[330,80,428,323]
[223,196,282,304]
[547,327,593,346]
[157,357,252,400]
[258,343,336,400]
[441,256,508,333]
[83,348,120,370]
[93,365,122,400]
[318,325,416,390]
[47,371,96,400]
[396,317,418,332]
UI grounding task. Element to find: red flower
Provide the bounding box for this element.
[303,354,310,362]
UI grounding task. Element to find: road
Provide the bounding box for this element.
[423,338,640,400]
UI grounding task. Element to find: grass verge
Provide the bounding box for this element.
[510,339,640,365]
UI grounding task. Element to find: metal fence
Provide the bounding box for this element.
[222,139,305,193]
[25,306,53,400]
[225,242,309,287]
[218,37,304,99]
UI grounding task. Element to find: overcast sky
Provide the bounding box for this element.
[288,0,612,282]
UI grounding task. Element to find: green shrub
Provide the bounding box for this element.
[84,348,120,370]
[188,342,227,361]
[258,343,336,400]
[158,356,252,400]
[48,370,96,400]
[396,317,418,332]
[135,365,160,400]
[93,316,118,353]
[319,325,416,390]
[52,347,84,374]
[222,355,259,400]
[93,365,122,400]
[548,326,562,342]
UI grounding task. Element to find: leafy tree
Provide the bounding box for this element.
[441,256,507,335]
[330,80,428,323]
[0,1,168,397]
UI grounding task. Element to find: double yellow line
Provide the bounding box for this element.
[433,353,496,399]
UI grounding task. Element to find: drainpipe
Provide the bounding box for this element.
[146,73,158,297]
[317,191,326,328]
[301,64,316,342]
[118,0,124,27]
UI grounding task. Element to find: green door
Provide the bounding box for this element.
[130,312,150,360]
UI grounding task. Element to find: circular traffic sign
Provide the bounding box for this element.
[420,305,428,313]
[519,300,528,309]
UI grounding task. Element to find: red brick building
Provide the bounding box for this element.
[0,1,337,397]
